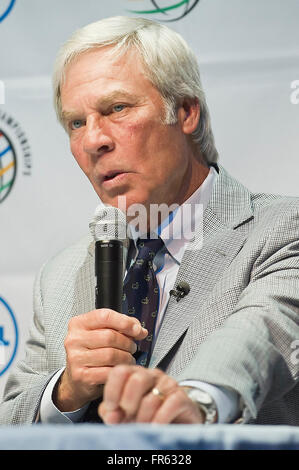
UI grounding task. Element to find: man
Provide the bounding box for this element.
[1,16,299,426]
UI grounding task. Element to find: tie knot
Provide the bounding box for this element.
[136,236,164,261]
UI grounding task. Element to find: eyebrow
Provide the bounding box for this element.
[61,90,140,124]
[96,90,140,108]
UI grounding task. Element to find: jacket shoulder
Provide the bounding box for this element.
[39,234,93,284]
[250,192,299,226]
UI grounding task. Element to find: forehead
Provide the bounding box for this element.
[61,46,154,100]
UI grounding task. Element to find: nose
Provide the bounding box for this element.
[83,114,114,156]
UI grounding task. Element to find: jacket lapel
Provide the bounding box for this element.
[149,166,254,369]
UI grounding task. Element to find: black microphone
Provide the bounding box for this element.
[170,281,190,302]
[89,206,128,312]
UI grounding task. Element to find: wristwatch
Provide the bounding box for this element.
[182,386,218,424]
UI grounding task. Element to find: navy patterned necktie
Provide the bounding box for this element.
[122,236,164,366]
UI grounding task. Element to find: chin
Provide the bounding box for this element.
[114,192,149,210]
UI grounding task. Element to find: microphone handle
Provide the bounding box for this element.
[95,240,123,312]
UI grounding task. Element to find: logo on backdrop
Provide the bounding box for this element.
[0,0,16,23]
[127,0,201,21]
[0,128,17,203]
[0,297,18,377]
[0,111,32,204]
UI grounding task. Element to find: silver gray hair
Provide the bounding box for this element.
[53,16,218,164]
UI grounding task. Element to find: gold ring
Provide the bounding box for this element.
[152,387,165,400]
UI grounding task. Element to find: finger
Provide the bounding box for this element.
[78,348,137,367]
[135,390,164,423]
[118,368,163,419]
[135,375,177,422]
[152,388,203,424]
[75,366,113,387]
[98,402,125,424]
[75,310,148,339]
[154,375,179,396]
[102,364,136,412]
[79,329,138,354]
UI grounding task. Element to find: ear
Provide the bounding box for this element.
[178,98,200,135]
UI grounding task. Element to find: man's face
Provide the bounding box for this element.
[60,47,197,213]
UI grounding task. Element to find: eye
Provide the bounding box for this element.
[112,104,126,113]
[70,119,84,130]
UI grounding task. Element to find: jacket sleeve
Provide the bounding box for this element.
[177,205,299,423]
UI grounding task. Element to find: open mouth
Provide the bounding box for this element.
[104,171,121,181]
[103,171,127,183]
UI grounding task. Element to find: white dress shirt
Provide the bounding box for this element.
[39,166,239,424]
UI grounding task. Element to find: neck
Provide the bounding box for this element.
[174,152,210,206]
[143,151,210,233]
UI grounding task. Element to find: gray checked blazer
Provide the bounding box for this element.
[1,165,299,425]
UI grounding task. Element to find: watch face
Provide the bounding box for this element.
[184,388,217,424]
[193,390,213,405]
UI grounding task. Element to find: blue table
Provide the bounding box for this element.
[0,423,299,450]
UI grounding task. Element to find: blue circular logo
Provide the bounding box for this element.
[0,297,18,377]
[0,0,16,23]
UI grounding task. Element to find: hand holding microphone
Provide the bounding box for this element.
[53,207,148,412]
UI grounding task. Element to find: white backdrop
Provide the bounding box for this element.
[0,0,299,398]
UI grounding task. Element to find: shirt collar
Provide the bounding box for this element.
[158,166,217,263]
[128,166,218,264]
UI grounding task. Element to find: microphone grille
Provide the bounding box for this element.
[89,205,127,241]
